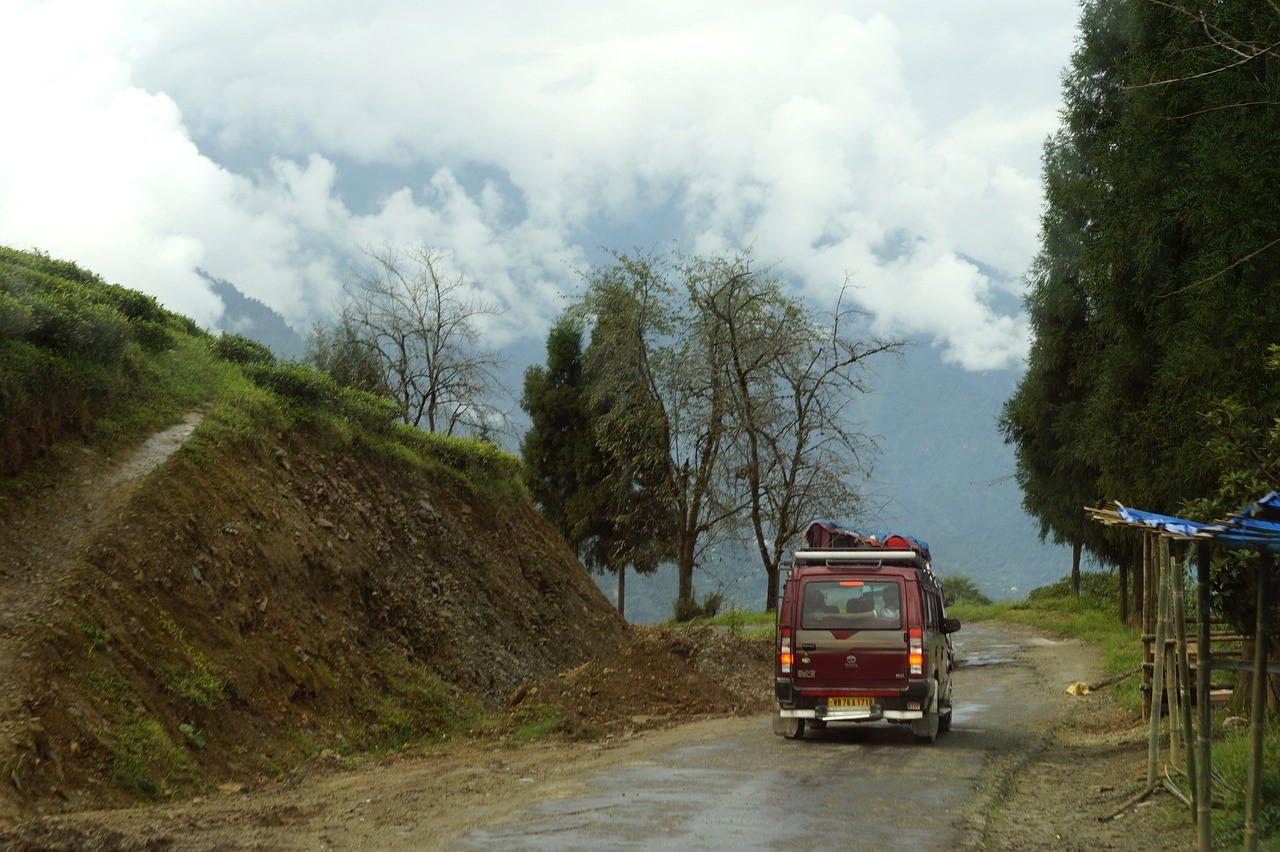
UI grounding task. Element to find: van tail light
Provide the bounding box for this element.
[779,627,792,675]
[909,628,924,676]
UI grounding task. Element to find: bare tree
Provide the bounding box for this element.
[692,255,903,611]
[342,243,508,437]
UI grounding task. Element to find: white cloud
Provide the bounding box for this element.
[1,0,1079,368]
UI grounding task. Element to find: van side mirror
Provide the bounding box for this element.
[942,617,962,634]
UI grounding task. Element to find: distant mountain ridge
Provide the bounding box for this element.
[201,270,306,360]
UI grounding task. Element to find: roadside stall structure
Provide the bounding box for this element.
[1086,493,1279,852]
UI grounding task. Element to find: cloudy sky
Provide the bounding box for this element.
[1,0,1080,371]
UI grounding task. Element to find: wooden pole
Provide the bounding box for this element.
[1142,536,1154,720]
[1173,546,1197,820]
[1195,542,1212,852]
[1148,538,1170,787]
[1244,551,1273,852]
[1141,534,1152,626]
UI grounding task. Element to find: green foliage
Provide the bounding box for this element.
[397,425,522,490]
[1005,0,1280,577]
[1026,571,1119,608]
[211,331,276,366]
[178,723,206,750]
[347,655,481,751]
[521,316,592,543]
[337,386,400,434]
[503,703,567,743]
[1212,724,1280,848]
[86,672,201,798]
[154,608,228,711]
[243,361,340,406]
[940,573,992,606]
[306,313,388,396]
[0,247,226,481]
[672,592,722,623]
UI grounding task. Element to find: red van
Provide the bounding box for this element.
[772,541,960,742]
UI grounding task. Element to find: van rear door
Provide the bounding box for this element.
[794,578,907,690]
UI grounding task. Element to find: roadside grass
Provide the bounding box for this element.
[950,600,1146,712]
[672,605,774,638]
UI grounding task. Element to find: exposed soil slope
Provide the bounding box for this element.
[0,415,626,821]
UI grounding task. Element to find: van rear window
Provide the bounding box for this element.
[801,579,901,630]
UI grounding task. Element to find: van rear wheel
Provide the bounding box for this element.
[912,678,940,743]
[772,709,806,739]
[911,709,938,743]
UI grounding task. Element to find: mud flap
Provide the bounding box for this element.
[910,678,940,743]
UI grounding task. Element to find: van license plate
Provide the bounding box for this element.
[828,697,872,708]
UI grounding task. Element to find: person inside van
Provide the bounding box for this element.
[873,587,900,621]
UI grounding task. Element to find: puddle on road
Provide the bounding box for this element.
[948,702,990,727]
[955,651,1016,668]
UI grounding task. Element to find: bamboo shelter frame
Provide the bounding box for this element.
[1087,498,1278,852]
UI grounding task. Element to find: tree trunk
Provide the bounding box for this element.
[1071,540,1082,597]
[676,537,696,614]
[617,565,626,619]
[765,563,779,612]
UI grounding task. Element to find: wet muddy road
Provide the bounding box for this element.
[1,624,1097,850]
[458,623,1095,850]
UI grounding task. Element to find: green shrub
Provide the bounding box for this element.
[940,573,992,606]
[244,362,339,406]
[104,285,166,324]
[400,426,522,486]
[0,290,33,340]
[1027,571,1119,605]
[338,387,399,433]
[131,319,174,353]
[211,332,275,366]
[672,592,723,622]
[26,293,128,360]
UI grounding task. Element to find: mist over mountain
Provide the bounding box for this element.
[202,271,307,360]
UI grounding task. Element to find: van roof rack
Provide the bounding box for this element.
[794,549,920,564]
[791,547,941,588]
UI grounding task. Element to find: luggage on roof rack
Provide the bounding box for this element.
[802,520,931,563]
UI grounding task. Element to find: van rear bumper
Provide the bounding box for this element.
[775,677,933,722]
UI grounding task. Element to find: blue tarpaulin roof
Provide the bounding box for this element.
[1111,491,1280,553]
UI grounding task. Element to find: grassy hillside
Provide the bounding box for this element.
[0,247,626,816]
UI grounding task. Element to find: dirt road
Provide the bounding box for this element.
[2,621,1195,850]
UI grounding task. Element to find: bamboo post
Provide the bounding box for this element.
[1195,542,1212,852]
[1148,538,1171,787]
[1244,551,1273,852]
[1165,550,1180,765]
[1142,534,1155,719]
[1168,640,1181,766]
[1173,546,1197,819]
